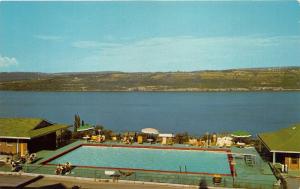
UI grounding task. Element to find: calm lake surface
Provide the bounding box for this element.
[0,91,300,135]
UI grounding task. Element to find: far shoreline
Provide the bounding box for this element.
[1,89,300,93]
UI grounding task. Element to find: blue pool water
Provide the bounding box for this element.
[49,146,231,174]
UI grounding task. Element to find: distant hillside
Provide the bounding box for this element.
[0,72,51,82]
[1,67,300,91]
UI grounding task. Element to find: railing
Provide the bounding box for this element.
[20,164,279,189]
[269,163,286,189]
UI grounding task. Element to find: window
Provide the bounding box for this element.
[291,158,298,164]
[5,141,13,147]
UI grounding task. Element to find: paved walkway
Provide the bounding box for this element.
[0,171,239,189]
[25,176,192,189]
[0,174,42,188]
[286,177,300,189]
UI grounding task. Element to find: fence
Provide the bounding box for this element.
[20,164,280,189]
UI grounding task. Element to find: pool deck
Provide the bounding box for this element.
[41,142,233,176]
[230,147,278,188]
[0,174,42,188]
[0,140,279,189]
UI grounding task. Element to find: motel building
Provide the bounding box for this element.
[0,118,69,156]
[258,124,300,171]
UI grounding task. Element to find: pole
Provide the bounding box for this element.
[16,139,19,156]
[273,152,276,164]
[232,168,235,186]
[60,129,63,146]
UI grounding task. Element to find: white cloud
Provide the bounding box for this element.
[0,55,18,68]
[72,40,121,49]
[72,41,101,48]
[71,35,300,72]
[35,35,63,41]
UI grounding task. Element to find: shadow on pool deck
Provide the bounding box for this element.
[0,174,43,188]
[198,177,208,189]
[26,183,68,189]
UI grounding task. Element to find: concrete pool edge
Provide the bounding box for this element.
[0,171,240,189]
[41,143,235,177]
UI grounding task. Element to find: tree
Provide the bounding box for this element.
[74,114,81,132]
[174,132,190,144]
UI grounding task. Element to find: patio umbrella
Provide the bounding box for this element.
[231,130,252,138]
[141,128,159,135]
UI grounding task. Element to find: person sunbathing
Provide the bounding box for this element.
[55,164,63,175]
[11,161,22,172]
[28,153,37,163]
[100,135,105,143]
[64,162,72,174]
[11,161,16,171]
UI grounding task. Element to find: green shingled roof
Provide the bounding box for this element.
[0,118,69,139]
[258,124,300,153]
[77,124,94,132]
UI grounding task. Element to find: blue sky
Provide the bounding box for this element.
[0,1,300,73]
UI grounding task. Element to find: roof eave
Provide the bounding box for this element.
[77,128,94,132]
[0,136,30,140]
[270,150,300,154]
[257,134,272,152]
[30,125,70,139]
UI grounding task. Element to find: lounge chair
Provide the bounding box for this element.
[0,155,5,162]
[105,170,120,182]
[236,142,246,148]
[55,164,63,175]
[212,175,222,185]
[90,135,98,142]
[167,140,174,145]
[99,135,105,143]
[105,170,116,176]
[118,170,134,176]
[189,139,198,146]
[244,155,255,166]
[122,137,131,144]
[0,155,13,164]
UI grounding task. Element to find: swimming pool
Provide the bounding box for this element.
[45,144,232,175]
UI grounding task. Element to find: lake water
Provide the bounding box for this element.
[0,91,300,135]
